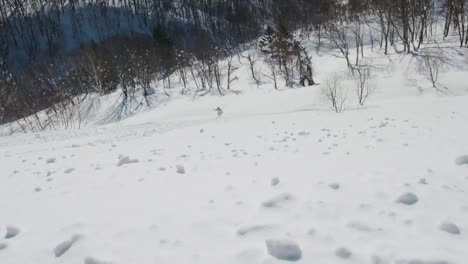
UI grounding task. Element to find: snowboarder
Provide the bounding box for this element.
[214,107,223,117]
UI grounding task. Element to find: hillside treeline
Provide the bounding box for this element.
[0,0,466,127]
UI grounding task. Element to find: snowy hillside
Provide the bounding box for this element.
[1,31,468,264]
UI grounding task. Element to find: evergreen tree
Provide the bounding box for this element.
[259,25,275,54]
[152,24,174,48]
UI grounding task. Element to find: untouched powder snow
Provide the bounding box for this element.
[1,33,468,264]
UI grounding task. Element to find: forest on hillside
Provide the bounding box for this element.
[0,0,467,128]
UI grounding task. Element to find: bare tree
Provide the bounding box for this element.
[128,46,159,106]
[351,18,365,66]
[244,52,261,85]
[352,66,373,105]
[213,60,224,95]
[175,49,191,94]
[324,23,352,68]
[418,50,444,90]
[226,54,238,91]
[263,63,279,90]
[322,74,347,113]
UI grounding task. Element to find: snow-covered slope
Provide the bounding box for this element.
[1,35,468,264]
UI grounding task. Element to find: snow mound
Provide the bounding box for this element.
[347,221,376,232]
[84,256,113,264]
[397,259,452,264]
[271,177,280,186]
[454,155,468,165]
[237,225,276,236]
[335,247,352,259]
[439,221,461,235]
[176,165,185,174]
[64,168,75,174]
[0,243,7,250]
[46,158,56,164]
[54,241,74,257]
[117,156,139,167]
[54,235,81,257]
[261,193,294,208]
[397,192,419,205]
[235,248,263,263]
[265,239,302,261]
[5,226,20,239]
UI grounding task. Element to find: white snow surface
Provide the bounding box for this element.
[1,35,468,264]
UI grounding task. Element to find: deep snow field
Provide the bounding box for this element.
[1,34,468,264]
